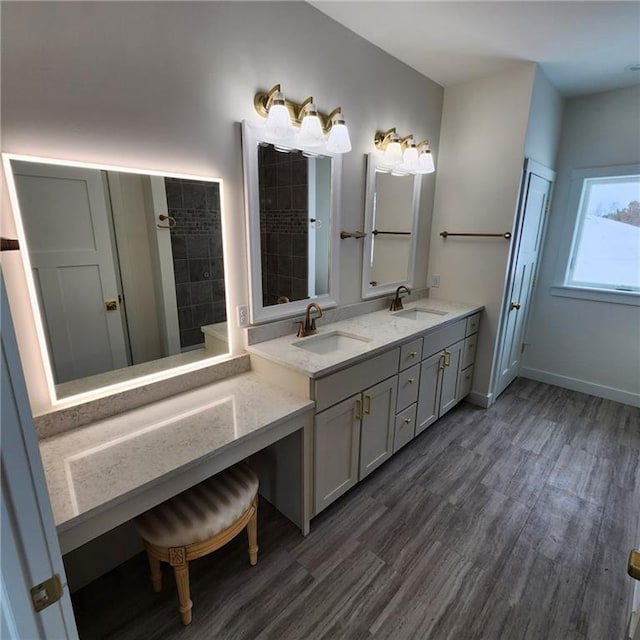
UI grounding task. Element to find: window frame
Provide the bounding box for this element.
[553,163,640,306]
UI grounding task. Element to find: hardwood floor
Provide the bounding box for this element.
[72,379,640,640]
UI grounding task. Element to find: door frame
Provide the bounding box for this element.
[0,271,79,638]
[490,158,555,403]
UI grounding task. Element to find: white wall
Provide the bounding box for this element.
[1,1,443,413]
[523,85,640,406]
[427,63,537,402]
[524,67,564,170]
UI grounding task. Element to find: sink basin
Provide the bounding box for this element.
[393,307,448,320]
[293,331,371,355]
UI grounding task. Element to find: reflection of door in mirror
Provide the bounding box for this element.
[10,161,226,389]
[370,172,414,285]
[257,144,331,307]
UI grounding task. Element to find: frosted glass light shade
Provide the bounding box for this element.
[417,151,435,174]
[298,113,325,147]
[266,102,293,139]
[326,123,352,153]
[403,146,419,170]
[384,141,403,165]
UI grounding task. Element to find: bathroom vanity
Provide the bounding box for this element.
[247,298,482,516]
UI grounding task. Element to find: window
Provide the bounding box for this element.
[565,166,640,295]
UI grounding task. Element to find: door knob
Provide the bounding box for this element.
[105,300,118,311]
[510,301,521,311]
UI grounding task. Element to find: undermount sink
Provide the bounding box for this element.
[293,331,371,355]
[392,307,449,320]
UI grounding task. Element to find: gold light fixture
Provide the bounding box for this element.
[254,84,351,153]
[374,128,435,175]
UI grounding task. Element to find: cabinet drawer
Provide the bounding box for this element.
[396,364,420,412]
[422,319,466,359]
[458,365,474,400]
[461,335,478,370]
[394,403,417,452]
[399,338,423,371]
[314,348,400,412]
[465,313,481,336]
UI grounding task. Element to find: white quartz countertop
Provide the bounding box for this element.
[246,298,483,378]
[40,372,313,533]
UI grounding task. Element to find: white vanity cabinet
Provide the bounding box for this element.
[247,302,482,519]
[416,314,480,435]
[313,349,399,513]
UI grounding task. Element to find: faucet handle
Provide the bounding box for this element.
[295,320,305,337]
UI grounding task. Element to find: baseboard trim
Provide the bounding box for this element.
[466,390,493,409]
[520,367,640,408]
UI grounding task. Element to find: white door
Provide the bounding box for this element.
[12,161,128,383]
[495,160,555,398]
[1,273,79,638]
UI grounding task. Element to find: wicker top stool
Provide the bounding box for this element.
[135,462,259,625]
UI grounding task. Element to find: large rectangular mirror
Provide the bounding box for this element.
[361,154,421,298]
[242,121,341,324]
[4,155,229,400]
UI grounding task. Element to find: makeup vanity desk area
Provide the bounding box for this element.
[39,372,314,555]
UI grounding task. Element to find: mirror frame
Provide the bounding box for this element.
[2,153,232,410]
[361,153,422,299]
[241,120,341,324]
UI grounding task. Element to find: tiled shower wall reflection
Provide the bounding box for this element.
[258,145,309,306]
[165,178,226,349]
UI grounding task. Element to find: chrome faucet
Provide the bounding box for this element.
[296,302,323,337]
[390,285,411,311]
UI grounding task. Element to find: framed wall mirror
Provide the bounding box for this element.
[242,120,341,324]
[3,155,229,402]
[361,153,421,299]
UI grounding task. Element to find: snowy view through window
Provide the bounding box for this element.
[569,174,640,291]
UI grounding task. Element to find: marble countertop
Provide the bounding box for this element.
[246,297,483,378]
[40,372,313,533]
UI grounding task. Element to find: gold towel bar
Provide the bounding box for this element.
[440,231,511,239]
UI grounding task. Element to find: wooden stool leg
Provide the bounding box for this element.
[146,549,162,593]
[169,547,192,625]
[247,497,259,566]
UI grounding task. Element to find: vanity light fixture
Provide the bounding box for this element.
[416,141,435,174]
[263,86,294,139]
[254,84,352,153]
[297,98,325,147]
[374,128,436,175]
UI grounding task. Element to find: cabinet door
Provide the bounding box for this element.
[439,339,464,416]
[416,351,443,435]
[314,394,361,514]
[359,377,397,479]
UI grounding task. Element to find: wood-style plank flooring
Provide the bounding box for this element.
[72,379,640,639]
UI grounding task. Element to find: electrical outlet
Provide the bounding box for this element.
[237,305,249,327]
[431,274,440,288]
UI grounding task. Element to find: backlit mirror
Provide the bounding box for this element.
[361,153,421,298]
[242,120,340,324]
[5,156,229,400]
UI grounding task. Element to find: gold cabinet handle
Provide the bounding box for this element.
[409,351,417,358]
[403,417,412,424]
[510,301,521,311]
[355,399,362,420]
[364,394,371,415]
[444,350,451,367]
[629,550,640,580]
[407,378,415,384]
